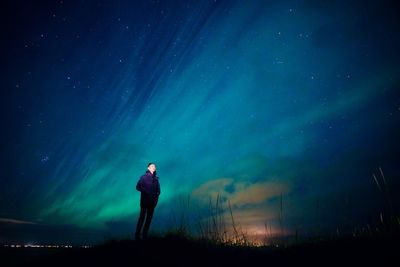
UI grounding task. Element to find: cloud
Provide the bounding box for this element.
[190,177,293,240]
[0,217,37,225]
[192,178,232,202]
[229,181,290,207]
[192,178,291,208]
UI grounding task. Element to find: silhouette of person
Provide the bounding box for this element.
[135,162,160,240]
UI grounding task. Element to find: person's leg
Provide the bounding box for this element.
[142,205,155,240]
[135,205,147,240]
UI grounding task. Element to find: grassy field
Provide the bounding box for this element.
[1,231,398,267]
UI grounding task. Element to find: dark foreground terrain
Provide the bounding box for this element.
[1,234,398,267]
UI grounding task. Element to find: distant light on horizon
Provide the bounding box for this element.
[3,244,89,249]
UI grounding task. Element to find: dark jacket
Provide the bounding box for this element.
[136,170,160,207]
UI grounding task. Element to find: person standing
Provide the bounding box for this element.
[135,162,160,240]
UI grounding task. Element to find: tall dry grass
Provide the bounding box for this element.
[162,166,399,247]
[371,167,399,233]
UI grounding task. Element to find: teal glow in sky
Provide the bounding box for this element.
[1,0,399,244]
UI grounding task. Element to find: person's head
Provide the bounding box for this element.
[147,162,156,174]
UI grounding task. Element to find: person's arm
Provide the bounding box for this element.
[156,179,161,196]
[136,176,144,192]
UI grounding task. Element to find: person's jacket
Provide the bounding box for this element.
[136,170,160,207]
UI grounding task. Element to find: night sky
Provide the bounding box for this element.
[1,0,400,245]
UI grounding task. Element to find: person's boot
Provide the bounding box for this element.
[135,232,141,241]
[142,229,148,240]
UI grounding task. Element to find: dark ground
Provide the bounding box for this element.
[1,234,398,267]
